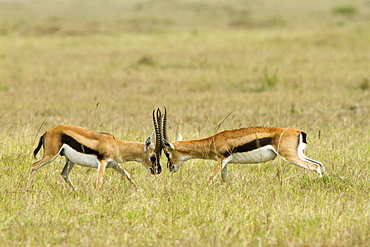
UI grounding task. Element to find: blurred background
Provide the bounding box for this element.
[0,0,369,143]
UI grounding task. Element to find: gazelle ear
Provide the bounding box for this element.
[150,129,156,142]
[144,132,154,152]
[144,137,151,152]
[163,139,174,150]
[177,133,183,141]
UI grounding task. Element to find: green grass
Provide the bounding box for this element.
[0,0,369,246]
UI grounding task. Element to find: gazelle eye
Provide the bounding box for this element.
[150,156,156,162]
[165,152,170,159]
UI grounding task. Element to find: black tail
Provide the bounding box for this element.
[301,132,307,144]
[33,134,45,158]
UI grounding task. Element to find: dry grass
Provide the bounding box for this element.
[0,0,369,246]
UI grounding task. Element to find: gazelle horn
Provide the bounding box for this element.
[153,108,163,154]
[162,106,168,143]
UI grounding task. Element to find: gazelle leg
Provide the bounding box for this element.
[221,165,228,182]
[112,164,139,190]
[61,158,76,190]
[299,151,325,175]
[279,149,324,176]
[208,156,231,184]
[96,160,107,190]
[26,154,59,191]
[276,133,325,176]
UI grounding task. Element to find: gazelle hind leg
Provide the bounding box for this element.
[26,154,59,191]
[208,156,231,183]
[61,159,76,190]
[298,151,325,175]
[285,156,323,176]
[112,164,139,190]
[276,133,324,176]
[297,140,324,175]
[278,148,324,176]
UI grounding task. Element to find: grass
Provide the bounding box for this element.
[0,0,369,246]
[332,5,358,16]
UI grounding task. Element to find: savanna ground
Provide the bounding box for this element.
[0,0,369,246]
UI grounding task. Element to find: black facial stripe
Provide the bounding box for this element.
[61,134,104,160]
[223,137,273,157]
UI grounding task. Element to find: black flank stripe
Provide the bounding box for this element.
[223,137,273,157]
[61,134,104,160]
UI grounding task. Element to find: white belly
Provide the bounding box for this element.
[61,144,100,168]
[229,145,277,164]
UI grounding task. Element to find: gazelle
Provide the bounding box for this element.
[26,109,164,191]
[160,111,325,183]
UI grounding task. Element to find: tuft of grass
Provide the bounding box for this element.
[359,77,369,91]
[137,55,156,66]
[332,5,358,16]
[246,67,279,92]
[0,84,9,92]
[263,67,279,88]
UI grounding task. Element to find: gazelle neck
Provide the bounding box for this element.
[173,137,217,161]
[117,141,147,162]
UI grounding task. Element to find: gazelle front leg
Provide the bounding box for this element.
[221,165,228,182]
[208,156,231,184]
[112,164,140,191]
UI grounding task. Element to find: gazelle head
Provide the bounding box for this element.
[159,108,186,173]
[144,108,164,175]
[163,138,185,173]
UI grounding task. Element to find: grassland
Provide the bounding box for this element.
[0,0,369,246]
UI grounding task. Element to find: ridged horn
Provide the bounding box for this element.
[153,108,162,154]
[162,106,168,143]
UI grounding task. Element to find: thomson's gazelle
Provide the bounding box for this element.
[160,113,325,183]
[27,110,164,191]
